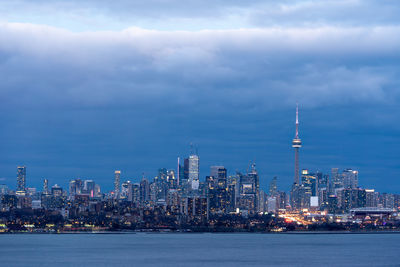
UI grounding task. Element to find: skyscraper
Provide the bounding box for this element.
[269,176,278,196]
[121,181,133,201]
[292,104,302,184]
[237,162,259,214]
[210,166,226,179]
[210,166,227,189]
[140,176,150,205]
[114,170,121,199]
[84,180,96,197]
[43,179,49,194]
[177,157,182,186]
[342,169,359,189]
[69,179,83,197]
[188,154,200,190]
[331,168,341,190]
[183,158,190,183]
[17,166,26,192]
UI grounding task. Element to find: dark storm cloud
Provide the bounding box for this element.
[0,22,399,192]
[1,24,399,109]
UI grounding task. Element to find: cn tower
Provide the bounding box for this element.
[292,103,302,184]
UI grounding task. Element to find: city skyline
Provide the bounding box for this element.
[0,1,399,193]
[1,1,400,266]
[1,105,397,196]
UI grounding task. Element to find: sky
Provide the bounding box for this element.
[0,0,399,193]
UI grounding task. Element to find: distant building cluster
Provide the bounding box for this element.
[1,105,399,232]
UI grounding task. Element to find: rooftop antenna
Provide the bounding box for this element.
[177,157,180,185]
[295,102,299,139]
[246,160,252,174]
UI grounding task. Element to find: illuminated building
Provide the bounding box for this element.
[210,166,227,184]
[342,169,359,189]
[237,163,260,214]
[184,158,190,185]
[51,184,63,197]
[327,195,338,214]
[340,188,366,212]
[208,171,230,215]
[114,170,121,199]
[132,183,140,205]
[17,166,26,192]
[121,181,133,201]
[365,189,376,207]
[181,196,208,221]
[69,179,83,197]
[0,185,8,195]
[267,196,277,213]
[43,179,49,195]
[140,177,150,204]
[207,166,229,213]
[382,193,395,209]
[332,168,341,190]
[269,176,278,197]
[17,195,32,209]
[177,157,185,186]
[259,190,266,212]
[167,170,177,189]
[154,168,168,200]
[277,191,287,210]
[188,154,200,190]
[84,180,96,197]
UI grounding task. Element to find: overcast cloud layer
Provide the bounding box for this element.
[0,1,399,192]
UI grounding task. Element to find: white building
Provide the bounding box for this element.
[188,154,199,190]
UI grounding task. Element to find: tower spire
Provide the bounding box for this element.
[295,102,299,138]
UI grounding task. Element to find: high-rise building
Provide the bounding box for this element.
[267,196,277,213]
[114,170,121,199]
[331,168,342,190]
[269,176,278,197]
[17,166,26,192]
[188,154,200,190]
[342,169,358,189]
[208,166,229,214]
[84,180,96,197]
[132,183,140,205]
[183,158,190,183]
[177,157,183,186]
[298,169,318,209]
[365,189,377,207]
[167,170,177,189]
[69,179,83,197]
[140,177,150,204]
[292,104,302,184]
[0,184,8,195]
[43,179,49,194]
[51,184,63,197]
[121,181,133,201]
[210,166,227,189]
[237,163,260,214]
[210,166,226,179]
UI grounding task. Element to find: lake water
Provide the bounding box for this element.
[0,233,399,266]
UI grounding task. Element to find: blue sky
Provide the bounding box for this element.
[0,0,399,192]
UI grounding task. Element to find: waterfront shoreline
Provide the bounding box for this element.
[2,230,400,235]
